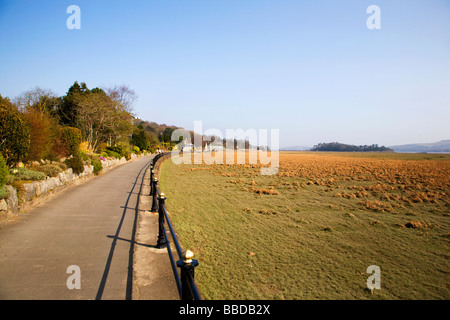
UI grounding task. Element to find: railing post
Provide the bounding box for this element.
[177,250,199,300]
[156,193,168,249]
[149,164,153,194]
[149,169,155,196]
[151,177,159,212]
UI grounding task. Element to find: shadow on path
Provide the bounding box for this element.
[95,159,151,300]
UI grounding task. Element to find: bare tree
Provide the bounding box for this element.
[103,85,136,145]
[14,87,59,115]
[105,85,137,113]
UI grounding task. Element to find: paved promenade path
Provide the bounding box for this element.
[0,155,158,300]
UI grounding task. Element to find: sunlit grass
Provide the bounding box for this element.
[159,151,450,300]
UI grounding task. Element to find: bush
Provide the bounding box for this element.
[62,127,82,156]
[0,154,8,186]
[79,141,93,154]
[48,126,70,160]
[91,156,103,175]
[132,146,140,154]
[0,185,10,200]
[9,167,46,181]
[0,96,30,167]
[30,164,63,177]
[84,153,103,175]
[96,142,108,154]
[23,109,54,161]
[55,162,68,171]
[102,149,121,159]
[64,155,84,174]
[79,151,89,162]
[106,142,131,160]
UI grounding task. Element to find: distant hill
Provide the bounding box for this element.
[134,119,260,149]
[134,119,183,146]
[135,119,181,134]
[389,140,450,153]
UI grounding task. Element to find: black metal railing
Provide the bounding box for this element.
[149,152,201,300]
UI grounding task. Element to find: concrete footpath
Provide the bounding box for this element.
[0,154,178,300]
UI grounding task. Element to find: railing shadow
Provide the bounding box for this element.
[106,235,158,248]
[95,158,152,300]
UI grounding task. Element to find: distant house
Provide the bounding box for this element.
[182,144,195,152]
[203,143,224,152]
[211,145,224,151]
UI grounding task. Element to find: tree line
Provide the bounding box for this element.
[311,142,393,152]
[0,81,176,168]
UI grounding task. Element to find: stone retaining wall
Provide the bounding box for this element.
[0,154,141,217]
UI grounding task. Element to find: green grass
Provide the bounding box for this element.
[159,153,450,300]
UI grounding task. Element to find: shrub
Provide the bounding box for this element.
[9,167,46,181]
[103,149,121,159]
[0,185,10,200]
[47,126,70,160]
[62,127,82,156]
[23,109,53,161]
[91,156,103,175]
[105,146,121,156]
[79,141,92,154]
[132,146,140,154]
[79,151,89,162]
[0,96,30,167]
[55,162,68,171]
[84,153,103,175]
[0,154,8,186]
[96,142,108,154]
[30,164,63,177]
[64,155,84,174]
[107,141,131,160]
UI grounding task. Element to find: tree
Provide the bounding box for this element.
[106,101,134,146]
[58,81,89,127]
[0,95,30,166]
[106,85,137,112]
[74,89,115,152]
[61,127,82,156]
[14,88,61,161]
[311,142,393,152]
[131,125,149,151]
[162,127,175,143]
[73,85,134,151]
[14,87,60,117]
[104,85,136,146]
[23,109,55,161]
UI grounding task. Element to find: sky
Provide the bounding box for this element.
[0,0,449,148]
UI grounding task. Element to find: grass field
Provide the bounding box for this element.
[159,151,450,300]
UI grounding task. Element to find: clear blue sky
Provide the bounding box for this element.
[0,0,449,148]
